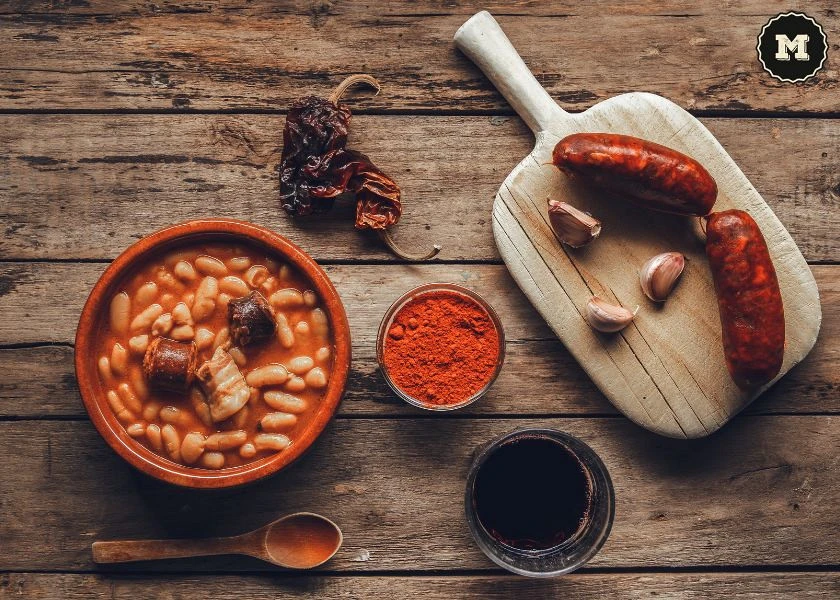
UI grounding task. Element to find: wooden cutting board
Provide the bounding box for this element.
[454,12,822,438]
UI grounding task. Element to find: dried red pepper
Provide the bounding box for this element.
[279,74,440,260]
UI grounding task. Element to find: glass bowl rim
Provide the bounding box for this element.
[376,282,506,411]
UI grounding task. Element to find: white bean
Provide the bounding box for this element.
[259,412,298,432]
[294,321,310,336]
[129,334,149,355]
[97,356,112,381]
[278,264,292,281]
[311,308,329,338]
[275,314,294,349]
[239,443,257,459]
[284,375,306,393]
[142,401,161,422]
[173,260,197,282]
[126,423,146,438]
[263,391,308,414]
[107,390,134,424]
[303,290,318,307]
[183,292,195,308]
[195,255,228,277]
[129,368,149,400]
[159,293,176,311]
[171,324,195,341]
[227,257,251,271]
[200,452,225,469]
[192,276,218,322]
[135,282,159,307]
[254,433,291,452]
[288,356,314,375]
[151,312,173,337]
[315,346,331,363]
[117,383,143,413]
[161,424,181,462]
[205,430,247,451]
[219,276,249,297]
[229,347,247,367]
[195,327,215,350]
[270,288,304,309]
[159,406,185,425]
[110,292,131,335]
[265,258,280,273]
[217,293,232,309]
[247,386,259,404]
[260,276,279,295]
[190,387,213,428]
[231,404,249,429]
[245,364,290,388]
[164,250,195,267]
[172,302,193,326]
[181,432,206,465]
[213,326,230,350]
[304,367,328,390]
[130,303,163,332]
[244,265,269,288]
[146,424,163,451]
[156,269,183,292]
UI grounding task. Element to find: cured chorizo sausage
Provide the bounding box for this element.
[552,133,717,216]
[705,210,785,389]
[142,337,198,392]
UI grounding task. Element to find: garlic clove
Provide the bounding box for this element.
[547,200,602,248]
[586,296,638,333]
[639,252,685,302]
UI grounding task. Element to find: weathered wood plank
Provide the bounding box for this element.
[1,572,838,599]
[0,116,837,261]
[0,263,835,417]
[2,0,830,17]
[0,9,836,112]
[0,416,837,570]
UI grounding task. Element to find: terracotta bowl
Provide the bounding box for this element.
[75,219,352,489]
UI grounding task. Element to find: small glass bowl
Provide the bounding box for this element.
[376,283,505,411]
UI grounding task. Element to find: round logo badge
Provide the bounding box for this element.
[757,12,827,83]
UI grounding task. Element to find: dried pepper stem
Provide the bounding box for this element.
[378,230,442,261]
[328,74,381,104]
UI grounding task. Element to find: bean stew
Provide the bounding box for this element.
[97,242,334,470]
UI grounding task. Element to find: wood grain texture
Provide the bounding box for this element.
[0,264,836,418]
[1,572,837,599]
[0,5,836,112]
[456,13,821,437]
[0,115,837,261]
[1,416,838,571]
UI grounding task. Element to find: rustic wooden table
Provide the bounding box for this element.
[0,2,838,598]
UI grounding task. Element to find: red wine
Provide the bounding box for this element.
[472,436,592,550]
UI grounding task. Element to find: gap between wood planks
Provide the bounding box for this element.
[0,108,837,118]
[0,565,838,576]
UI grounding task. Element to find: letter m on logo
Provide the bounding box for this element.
[775,34,809,60]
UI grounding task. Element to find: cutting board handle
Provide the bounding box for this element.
[454,11,564,133]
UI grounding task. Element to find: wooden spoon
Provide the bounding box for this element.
[92,512,342,569]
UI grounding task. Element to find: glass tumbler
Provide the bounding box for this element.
[464,428,614,577]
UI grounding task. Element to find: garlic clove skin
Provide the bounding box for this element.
[586,296,638,333]
[639,252,685,302]
[547,200,602,248]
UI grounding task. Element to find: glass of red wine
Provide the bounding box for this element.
[465,428,614,576]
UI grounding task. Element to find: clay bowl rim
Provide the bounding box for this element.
[74,219,352,489]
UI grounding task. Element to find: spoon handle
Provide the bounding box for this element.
[92,535,246,564]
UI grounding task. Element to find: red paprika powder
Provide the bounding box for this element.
[382,289,501,407]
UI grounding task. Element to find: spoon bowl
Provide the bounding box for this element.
[92,512,343,569]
